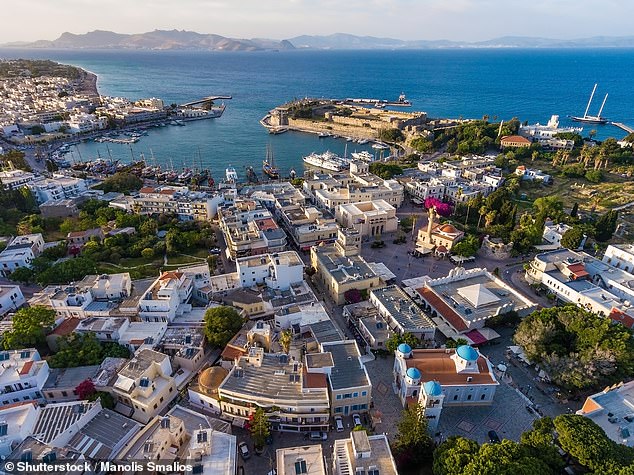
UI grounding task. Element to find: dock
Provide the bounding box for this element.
[611,122,634,134]
[179,95,232,107]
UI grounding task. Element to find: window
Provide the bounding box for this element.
[361,391,367,397]
[61,391,67,397]
[295,460,307,474]
[336,394,341,400]
[335,407,343,413]
[467,394,472,401]
[481,394,486,400]
[353,392,358,398]
[453,395,458,401]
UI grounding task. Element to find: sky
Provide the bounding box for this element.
[3,0,633,43]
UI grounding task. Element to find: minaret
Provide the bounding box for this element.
[426,206,437,245]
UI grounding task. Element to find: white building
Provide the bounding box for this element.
[333,432,398,475]
[603,244,634,273]
[0,285,25,316]
[336,200,398,238]
[277,445,326,475]
[112,349,177,423]
[138,271,193,323]
[393,343,498,432]
[0,402,39,457]
[0,349,49,406]
[236,251,304,290]
[514,166,552,184]
[0,169,38,190]
[0,233,45,277]
[187,428,237,475]
[369,286,436,344]
[28,174,88,204]
[519,115,579,150]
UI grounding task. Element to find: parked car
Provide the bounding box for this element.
[309,431,328,441]
[209,247,222,255]
[334,416,344,432]
[488,430,501,444]
[238,441,250,459]
[352,413,362,427]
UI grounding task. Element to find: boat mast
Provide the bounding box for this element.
[597,93,608,118]
[583,84,598,119]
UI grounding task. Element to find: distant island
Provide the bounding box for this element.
[5,29,634,51]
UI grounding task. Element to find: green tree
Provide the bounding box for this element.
[451,235,480,257]
[513,305,634,390]
[595,209,619,242]
[570,202,579,218]
[141,248,154,259]
[553,415,625,472]
[369,162,403,179]
[8,267,35,284]
[88,391,115,409]
[445,338,469,349]
[378,128,404,143]
[203,306,245,347]
[248,407,271,450]
[280,329,293,353]
[36,257,97,285]
[386,332,419,352]
[392,404,433,469]
[560,226,586,250]
[94,172,143,194]
[433,436,479,475]
[3,306,55,349]
[585,169,604,183]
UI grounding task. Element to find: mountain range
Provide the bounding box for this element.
[5,30,634,51]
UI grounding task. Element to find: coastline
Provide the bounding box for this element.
[77,68,99,98]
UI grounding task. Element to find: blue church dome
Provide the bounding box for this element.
[456,345,479,361]
[406,367,421,380]
[397,343,412,354]
[423,380,443,396]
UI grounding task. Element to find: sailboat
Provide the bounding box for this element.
[571,83,608,124]
[262,145,280,179]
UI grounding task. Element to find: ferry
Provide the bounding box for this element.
[351,151,374,162]
[303,151,350,172]
[570,84,608,124]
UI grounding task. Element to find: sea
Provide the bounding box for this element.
[1,47,634,181]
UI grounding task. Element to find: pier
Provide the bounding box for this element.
[612,122,634,134]
[179,95,233,107]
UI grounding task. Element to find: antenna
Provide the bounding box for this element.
[583,83,598,118]
[597,93,608,118]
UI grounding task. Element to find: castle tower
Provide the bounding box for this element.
[420,380,444,432]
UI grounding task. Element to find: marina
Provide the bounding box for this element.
[303,150,350,172]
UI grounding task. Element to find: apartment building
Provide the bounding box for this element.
[0,349,49,405]
[187,428,237,475]
[0,285,25,316]
[125,186,223,221]
[27,173,87,204]
[0,233,45,277]
[333,432,398,475]
[0,169,38,190]
[138,271,193,323]
[236,251,304,290]
[277,203,338,250]
[112,349,177,423]
[117,414,186,460]
[277,445,326,475]
[369,286,436,344]
[217,347,331,433]
[319,341,372,416]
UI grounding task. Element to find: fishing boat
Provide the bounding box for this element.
[570,84,609,124]
[263,145,280,179]
[303,151,349,172]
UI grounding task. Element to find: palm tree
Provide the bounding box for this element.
[280,329,293,353]
[477,206,487,230]
[485,210,497,228]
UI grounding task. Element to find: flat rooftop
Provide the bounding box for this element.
[220,351,329,403]
[238,251,303,269]
[371,286,435,331]
[313,245,377,285]
[68,408,140,459]
[277,445,326,475]
[335,433,398,475]
[405,348,497,386]
[324,341,370,391]
[581,382,634,446]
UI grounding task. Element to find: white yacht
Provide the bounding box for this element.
[303,151,350,172]
[351,151,375,162]
[225,166,238,183]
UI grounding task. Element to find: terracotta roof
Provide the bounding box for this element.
[19,360,34,375]
[609,309,634,328]
[139,187,155,193]
[49,318,80,336]
[579,396,603,415]
[436,245,448,253]
[159,189,176,195]
[255,218,278,231]
[221,345,247,361]
[405,348,497,386]
[417,287,468,332]
[160,271,183,280]
[129,339,145,345]
[438,224,458,234]
[303,369,328,389]
[501,135,531,144]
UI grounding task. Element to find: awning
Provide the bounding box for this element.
[464,329,487,345]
